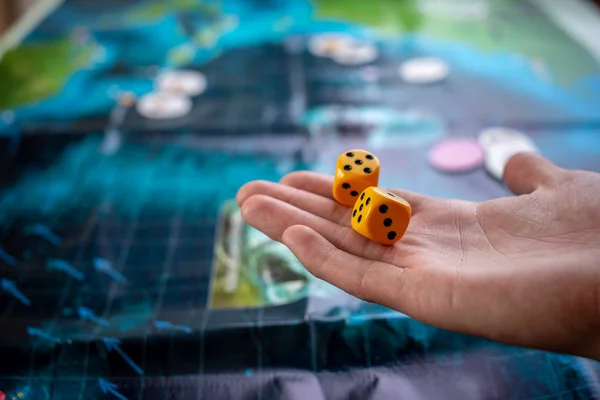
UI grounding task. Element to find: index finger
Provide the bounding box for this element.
[280,171,334,199]
[281,171,432,214]
[282,225,424,315]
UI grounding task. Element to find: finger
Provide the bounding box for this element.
[241,195,404,263]
[237,180,350,226]
[280,171,334,199]
[503,153,565,195]
[282,225,423,316]
[282,171,430,214]
[283,225,500,336]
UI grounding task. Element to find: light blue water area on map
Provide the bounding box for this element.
[535,128,600,172]
[574,73,600,100]
[94,16,190,66]
[304,105,446,148]
[0,136,306,225]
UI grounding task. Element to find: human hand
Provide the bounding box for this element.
[236,153,600,360]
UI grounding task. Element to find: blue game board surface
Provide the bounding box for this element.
[1,0,600,399]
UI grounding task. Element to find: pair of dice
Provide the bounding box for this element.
[332,150,411,245]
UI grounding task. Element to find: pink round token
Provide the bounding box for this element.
[428,138,484,173]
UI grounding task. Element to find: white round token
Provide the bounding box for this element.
[478,127,537,153]
[480,127,539,180]
[331,43,378,66]
[308,33,354,58]
[399,57,450,84]
[484,141,539,181]
[155,70,207,97]
[136,91,192,120]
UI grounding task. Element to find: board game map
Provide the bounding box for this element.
[1,0,600,398]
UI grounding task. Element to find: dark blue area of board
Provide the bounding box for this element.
[0,320,599,399]
[121,44,298,135]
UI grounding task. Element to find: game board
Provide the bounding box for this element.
[1,0,600,399]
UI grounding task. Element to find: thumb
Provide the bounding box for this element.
[503,152,565,195]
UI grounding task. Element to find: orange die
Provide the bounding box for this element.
[333,150,380,207]
[351,187,411,245]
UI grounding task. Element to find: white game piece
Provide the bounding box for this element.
[478,127,537,152]
[155,70,207,97]
[331,43,378,66]
[399,57,450,84]
[484,141,539,181]
[308,33,354,58]
[136,91,192,120]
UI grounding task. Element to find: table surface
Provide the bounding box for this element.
[1,0,600,399]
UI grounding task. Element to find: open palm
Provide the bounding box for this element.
[237,153,600,360]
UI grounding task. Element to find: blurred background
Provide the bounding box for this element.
[1,0,600,399]
[1,0,35,32]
